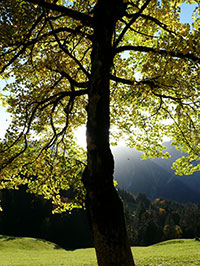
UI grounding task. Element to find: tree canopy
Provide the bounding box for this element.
[0,0,200,204]
[0,1,200,264]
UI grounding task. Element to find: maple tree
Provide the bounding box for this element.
[0,0,200,265]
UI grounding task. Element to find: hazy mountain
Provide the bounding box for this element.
[112,142,200,203]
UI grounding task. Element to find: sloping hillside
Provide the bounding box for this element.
[0,235,96,265]
[112,143,200,203]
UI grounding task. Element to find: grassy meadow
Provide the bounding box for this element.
[0,235,200,265]
[133,239,200,265]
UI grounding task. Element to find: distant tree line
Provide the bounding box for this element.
[0,188,200,249]
[119,190,200,246]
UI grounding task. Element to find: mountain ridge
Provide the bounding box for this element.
[112,142,200,203]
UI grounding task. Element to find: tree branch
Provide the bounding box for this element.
[59,71,89,88]
[34,89,88,112]
[0,11,45,74]
[48,20,90,78]
[110,74,160,86]
[0,46,27,74]
[161,106,195,153]
[26,0,93,26]
[0,135,28,171]
[114,0,151,47]
[115,45,200,62]
[140,14,178,36]
[110,74,134,85]
[3,25,92,49]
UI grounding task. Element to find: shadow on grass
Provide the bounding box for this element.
[0,235,16,241]
[0,234,63,250]
[35,238,63,250]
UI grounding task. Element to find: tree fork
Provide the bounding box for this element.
[82,0,135,265]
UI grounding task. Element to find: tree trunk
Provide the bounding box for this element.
[82,1,135,265]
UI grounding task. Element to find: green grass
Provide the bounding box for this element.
[133,239,200,265]
[0,235,200,265]
[0,235,96,266]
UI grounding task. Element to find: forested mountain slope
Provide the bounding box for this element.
[112,142,200,203]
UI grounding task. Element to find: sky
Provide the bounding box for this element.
[180,3,198,24]
[0,3,198,145]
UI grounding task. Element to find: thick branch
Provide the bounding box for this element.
[111,74,196,103]
[110,74,134,85]
[3,25,92,49]
[46,96,74,150]
[59,71,89,88]
[36,88,88,110]
[115,45,200,62]
[26,0,93,26]
[110,74,160,86]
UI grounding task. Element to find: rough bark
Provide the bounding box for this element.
[82,0,135,265]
